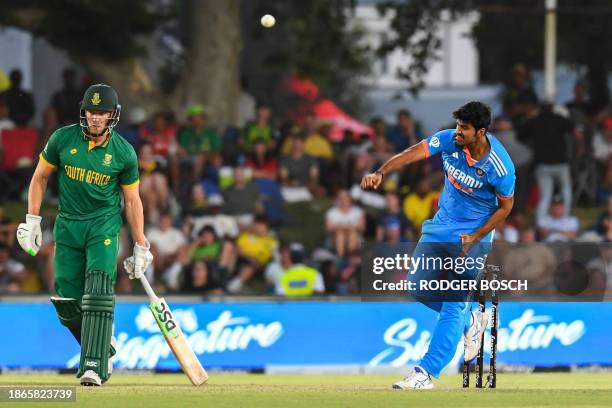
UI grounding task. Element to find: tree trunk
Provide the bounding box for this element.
[170,0,242,130]
[85,0,241,130]
[85,59,163,116]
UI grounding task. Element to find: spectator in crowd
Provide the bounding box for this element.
[566,79,594,125]
[325,190,365,257]
[503,226,556,295]
[245,139,278,180]
[116,107,146,150]
[519,101,574,221]
[264,241,291,292]
[592,118,612,164]
[147,212,187,280]
[228,216,278,294]
[49,68,81,127]
[595,196,612,241]
[237,76,256,128]
[379,217,404,244]
[376,192,415,241]
[188,225,223,263]
[0,99,15,134]
[334,250,361,294]
[180,260,224,294]
[599,156,612,202]
[305,121,334,161]
[245,104,274,149]
[493,218,519,244]
[402,178,440,231]
[275,243,325,296]
[501,63,538,125]
[537,196,579,242]
[0,243,26,293]
[175,105,221,186]
[141,111,178,162]
[138,144,169,224]
[0,206,16,248]
[279,137,320,189]
[491,116,532,207]
[386,109,420,153]
[370,116,387,139]
[183,183,212,217]
[222,167,262,225]
[2,69,35,126]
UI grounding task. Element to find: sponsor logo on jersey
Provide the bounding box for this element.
[429,137,440,148]
[443,161,484,193]
[91,93,101,106]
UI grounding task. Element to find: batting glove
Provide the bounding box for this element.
[16,214,43,256]
[124,239,153,280]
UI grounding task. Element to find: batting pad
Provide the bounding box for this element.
[51,297,83,345]
[77,271,115,381]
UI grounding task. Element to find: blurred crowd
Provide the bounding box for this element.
[1,63,612,296]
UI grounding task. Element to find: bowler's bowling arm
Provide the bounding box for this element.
[376,140,428,177]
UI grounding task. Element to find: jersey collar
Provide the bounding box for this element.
[462,133,492,167]
[84,130,112,152]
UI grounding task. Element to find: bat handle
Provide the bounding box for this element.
[139,275,159,303]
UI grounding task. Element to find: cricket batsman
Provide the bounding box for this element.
[361,102,515,389]
[16,84,153,386]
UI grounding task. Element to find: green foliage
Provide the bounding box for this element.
[378,0,612,95]
[0,0,167,61]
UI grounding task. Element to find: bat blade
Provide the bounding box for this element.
[149,298,208,385]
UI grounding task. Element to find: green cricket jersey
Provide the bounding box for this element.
[40,124,140,220]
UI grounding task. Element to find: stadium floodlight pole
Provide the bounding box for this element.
[544,0,557,102]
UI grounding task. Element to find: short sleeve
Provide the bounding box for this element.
[493,172,516,200]
[40,130,61,167]
[421,129,459,157]
[119,147,140,188]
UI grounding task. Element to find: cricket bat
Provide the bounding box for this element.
[139,275,208,385]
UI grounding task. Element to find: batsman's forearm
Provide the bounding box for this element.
[377,143,426,175]
[125,199,146,245]
[27,176,48,216]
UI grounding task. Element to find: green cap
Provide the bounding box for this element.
[187,104,205,117]
[81,84,119,112]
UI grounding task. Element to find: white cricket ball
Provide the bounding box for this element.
[261,14,276,28]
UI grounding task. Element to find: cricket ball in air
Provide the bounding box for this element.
[261,14,276,28]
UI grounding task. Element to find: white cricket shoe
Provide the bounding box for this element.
[80,370,102,386]
[392,366,434,390]
[463,310,489,362]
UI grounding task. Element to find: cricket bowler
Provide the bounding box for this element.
[361,101,515,389]
[16,84,153,386]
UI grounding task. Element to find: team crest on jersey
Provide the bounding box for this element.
[429,137,440,148]
[70,148,77,155]
[102,153,112,166]
[91,93,101,106]
[104,238,112,246]
[475,168,485,177]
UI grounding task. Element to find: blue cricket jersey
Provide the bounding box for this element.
[420,129,516,226]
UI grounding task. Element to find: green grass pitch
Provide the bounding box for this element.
[1,373,611,407]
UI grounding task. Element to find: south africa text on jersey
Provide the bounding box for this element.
[64,165,111,186]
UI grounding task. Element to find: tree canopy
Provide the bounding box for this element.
[0,0,167,60]
[378,0,612,105]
